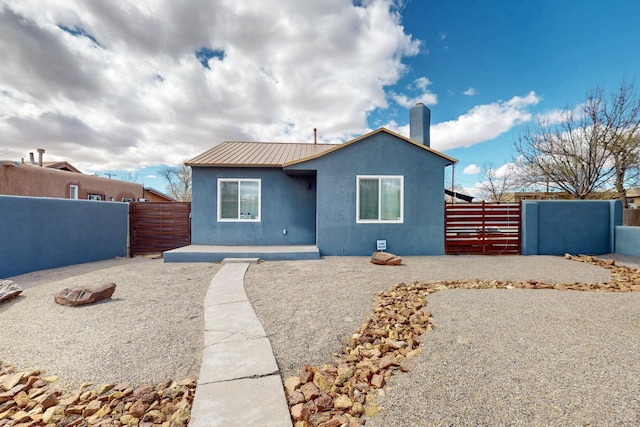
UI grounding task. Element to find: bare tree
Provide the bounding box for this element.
[603,82,640,207]
[476,162,521,203]
[515,81,640,201]
[121,171,139,182]
[159,165,192,201]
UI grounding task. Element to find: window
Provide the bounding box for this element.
[218,179,261,221]
[88,194,103,201]
[69,185,78,199]
[356,175,403,223]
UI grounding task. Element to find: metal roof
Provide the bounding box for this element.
[187,128,458,167]
[186,141,341,167]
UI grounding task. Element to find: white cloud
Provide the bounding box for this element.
[430,91,540,151]
[391,76,438,108]
[463,164,480,174]
[0,0,420,170]
[463,87,477,96]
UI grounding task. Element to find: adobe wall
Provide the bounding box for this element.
[0,163,143,201]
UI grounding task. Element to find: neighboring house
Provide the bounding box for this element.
[626,188,640,208]
[0,149,143,202]
[186,104,457,256]
[143,187,176,202]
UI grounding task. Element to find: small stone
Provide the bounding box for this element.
[37,391,58,410]
[54,283,116,306]
[13,391,30,408]
[284,376,301,393]
[313,371,334,393]
[333,394,353,410]
[288,391,305,406]
[314,394,333,412]
[57,414,83,427]
[350,401,364,416]
[11,410,30,423]
[370,252,403,266]
[0,280,22,303]
[42,405,65,424]
[128,400,149,418]
[142,409,164,423]
[299,365,314,384]
[290,403,310,421]
[83,399,102,417]
[318,417,342,427]
[133,385,159,404]
[1,373,23,391]
[299,382,320,401]
[96,384,115,395]
[370,374,384,388]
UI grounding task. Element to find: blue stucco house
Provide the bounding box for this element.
[166,104,456,261]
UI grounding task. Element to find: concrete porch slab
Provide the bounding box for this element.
[163,244,320,262]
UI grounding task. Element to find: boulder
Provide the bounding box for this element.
[0,280,22,303]
[370,252,402,266]
[54,283,116,307]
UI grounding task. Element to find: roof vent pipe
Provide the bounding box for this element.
[37,148,45,166]
[314,128,317,144]
[409,103,431,147]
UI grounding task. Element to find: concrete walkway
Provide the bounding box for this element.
[189,259,292,427]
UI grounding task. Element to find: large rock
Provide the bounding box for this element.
[370,252,402,266]
[54,283,116,307]
[0,280,22,303]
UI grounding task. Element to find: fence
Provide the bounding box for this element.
[444,202,521,255]
[623,208,640,226]
[129,202,191,256]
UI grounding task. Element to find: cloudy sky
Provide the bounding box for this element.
[1,0,639,192]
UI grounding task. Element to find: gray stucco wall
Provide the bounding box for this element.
[287,132,452,255]
[521,200,622,255]
[191,167,317,245]
[0,195,128,278]
[615,225,640,256]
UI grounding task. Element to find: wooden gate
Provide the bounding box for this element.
[130,202,191,256]
[445,201,521,255]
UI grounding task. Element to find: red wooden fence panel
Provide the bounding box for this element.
[445,201,521,255]
[130,202,191,256]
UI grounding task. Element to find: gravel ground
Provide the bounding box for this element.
[244,255,640,426]
[1,257,219,388]
[3,253,639,425]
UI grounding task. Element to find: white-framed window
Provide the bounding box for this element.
[88,194,103,201]
[356,175,404,223]
[69,185,78,199]
[217,179,261,222]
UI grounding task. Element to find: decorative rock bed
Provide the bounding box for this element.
[284,254,640,426]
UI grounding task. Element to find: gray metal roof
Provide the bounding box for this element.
[186,141,341,167]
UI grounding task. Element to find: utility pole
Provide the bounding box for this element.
[104,172,116,179]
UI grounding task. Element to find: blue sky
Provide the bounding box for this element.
[1,0,639,194]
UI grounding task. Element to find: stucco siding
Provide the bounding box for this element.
[521,200,621,255]
[191,167,316,245]
[287,132,451,255]
[0,195,128,278]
